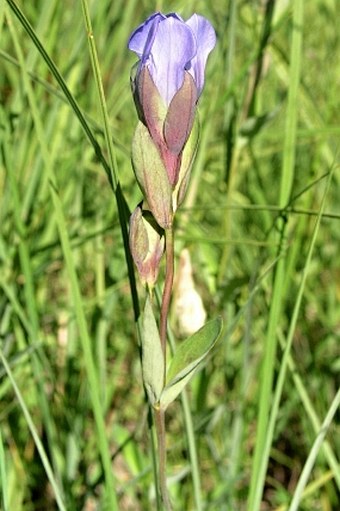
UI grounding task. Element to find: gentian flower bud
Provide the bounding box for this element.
[129,13,216,106]
[129,12,216,218]
[132,121,173,229]
[129,204,165,290]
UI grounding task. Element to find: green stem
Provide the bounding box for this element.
[155,408,172,511]
[160,227,175,376]
[156,226,175,510]
[150,411,162,511]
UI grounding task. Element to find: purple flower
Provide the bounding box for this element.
[128,13,216,221]
[129,12,216,106]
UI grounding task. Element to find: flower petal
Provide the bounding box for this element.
[128,13,165,60]
[185,14,216,95]
[148,16,197,105]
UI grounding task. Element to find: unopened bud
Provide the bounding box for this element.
[132,122,173,229]
[129,205,165,289]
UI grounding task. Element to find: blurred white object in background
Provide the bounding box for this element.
[173,249,207,337]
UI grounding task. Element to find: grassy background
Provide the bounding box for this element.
[1,0,340,510]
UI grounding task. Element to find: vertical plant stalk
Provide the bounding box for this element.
[128,14,216,510]
[247,1,304,509]
[160,227,175,371]
[156,226,175,510]
[154,407,172,511]
[4,7,118,509]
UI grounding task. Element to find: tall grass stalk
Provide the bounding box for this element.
[288,387,340,511]
[0,351,67,511]
[247,1,304,508]
[255,161,335,508]
[5,6,119,508]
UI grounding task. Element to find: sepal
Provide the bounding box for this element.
[172,114,199,211]
[136,66,167,148]
[164,71,197,155]
[132,121,173,229]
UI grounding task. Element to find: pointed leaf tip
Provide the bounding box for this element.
[160,316,223,409]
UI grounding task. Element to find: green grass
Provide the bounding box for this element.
[1,1,340,510]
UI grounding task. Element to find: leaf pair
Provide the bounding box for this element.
[141,297,222,409]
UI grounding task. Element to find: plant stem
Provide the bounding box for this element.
[156,226,175,510]
[160,227,175,377]
[155,407,172,510]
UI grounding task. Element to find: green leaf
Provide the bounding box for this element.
[160,317,223,409]
[141,296,164,405]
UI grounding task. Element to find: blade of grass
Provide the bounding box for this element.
[5,0,140,347]
[0,428,9,511]
[5,8,119,509]
[278,331,340,490]
[180,390,203,510]
[252,159,335,507]
[0,350,67,511]
[2,106,65,496]
[80,3,159,505]
[247,1,304,509]
[288,386,340,511]
[80,0,118,191]
[5,0,113,186]
[0,1,5,41]
[78,0,139,318]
